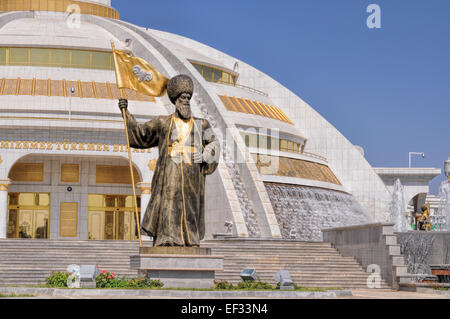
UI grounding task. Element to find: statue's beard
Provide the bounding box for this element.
[176,104,192,120]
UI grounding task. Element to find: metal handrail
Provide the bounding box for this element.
[302,152,328,162]
[235,83,269,97]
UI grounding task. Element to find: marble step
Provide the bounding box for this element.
[0,239,392,288]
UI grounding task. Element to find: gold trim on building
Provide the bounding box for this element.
[9,163,44,182]
[0,115,123,123]
[240,131,303,155]
[0,140,153,155]
[0,46,115,70]
[61,164,80,183]
[140,188,151,195]
[240,98,258,115]
[137,182,152,195]
[87,194,140,240]
[0,0,119,19]
[244,99,264,116]
[96,165,141,185]
[147,159,157,172]
[7,192,50,239]
[218,94,294,124]
[253,154,341,185]
[0,179,10,191]
[191,62,237,86]
[0,77,156,102]
[60,202,78,237]
[221,95,238,112]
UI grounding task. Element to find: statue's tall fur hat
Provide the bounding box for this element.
[167,74,194,104]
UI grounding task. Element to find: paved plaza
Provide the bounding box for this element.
[1,287,450,299]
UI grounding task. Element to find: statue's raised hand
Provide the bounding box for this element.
[118,98,128,111]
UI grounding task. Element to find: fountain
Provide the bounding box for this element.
[265,183,372,241]
[445,157,450,229]
[397,174,450,285]
[388,179,409,232]
[438,180,450,230]
[397,232,435,275]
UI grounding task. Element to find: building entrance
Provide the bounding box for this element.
[7,193,50,239]
[88,194,140,240]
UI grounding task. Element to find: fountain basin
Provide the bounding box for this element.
[430,265,450,283]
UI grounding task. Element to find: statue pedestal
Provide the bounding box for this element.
[130,247,223,289]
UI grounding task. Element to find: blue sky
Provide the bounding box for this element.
[113,0,450,195]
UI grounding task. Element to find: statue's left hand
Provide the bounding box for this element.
[202,144,216,163]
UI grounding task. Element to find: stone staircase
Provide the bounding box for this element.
[0,238,391,289]
[0,239,142,286]
[203,239,391,289]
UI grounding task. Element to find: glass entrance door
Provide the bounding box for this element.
[88,194,140,240]
[7,193,50,239]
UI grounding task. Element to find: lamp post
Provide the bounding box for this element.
[69,86,75,121]
[409,152,425,168]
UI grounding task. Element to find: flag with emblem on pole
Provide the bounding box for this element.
[110,40,168,248]
[111,41,168,97]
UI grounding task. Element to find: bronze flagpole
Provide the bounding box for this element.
[110,40,143,248]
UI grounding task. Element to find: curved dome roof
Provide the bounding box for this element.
[0,13,121,51]
[0,0,119,19]
[77,0,111,5]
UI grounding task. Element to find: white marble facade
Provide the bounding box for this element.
[0,145,157,240]
[375,167,442,213]
[1,5,438,241]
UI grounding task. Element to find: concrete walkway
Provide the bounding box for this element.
[2,287,450,299]
[338,289,450,299]
[0,286,351,299]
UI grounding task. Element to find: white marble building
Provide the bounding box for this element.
[374,167,442,211]
[0,0,439,242]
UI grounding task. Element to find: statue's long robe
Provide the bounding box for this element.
[125,110,219,246]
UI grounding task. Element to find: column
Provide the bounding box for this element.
[137,182,152,241]
[0,179,11,239]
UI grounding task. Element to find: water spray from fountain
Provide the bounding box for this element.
[437,179,450,230]
[440,157,450,230]
[388,179,409,232]
[265,184,372,241]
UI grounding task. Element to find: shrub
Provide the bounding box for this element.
[213,280,275,290]
[45,271,70,288]
[95,269,120,288]
[126,277,164,289]
[237,280,274,290]
[96,268,163,289]
[213,280,235,290]
[45,267,164,289]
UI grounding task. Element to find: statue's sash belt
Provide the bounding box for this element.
[168,145,200,164]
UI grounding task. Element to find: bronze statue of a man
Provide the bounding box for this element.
[118,74,220,247]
